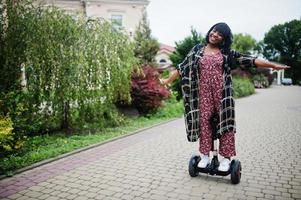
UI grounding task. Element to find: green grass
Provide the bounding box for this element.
[0,97,184,176]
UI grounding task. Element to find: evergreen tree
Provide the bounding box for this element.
[133,12,159,66]
[170,28,203,100]
[170,28,203,66]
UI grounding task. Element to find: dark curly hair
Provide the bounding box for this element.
[205,22,233,54]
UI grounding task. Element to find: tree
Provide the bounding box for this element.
[0,1,136,137]
[263,19,301,84]
[232,33,257,54]
[133,12,159,66]
[170,28,204,100]
[170,28,204,66]
[231,33,259,77]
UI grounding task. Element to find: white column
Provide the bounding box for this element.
[277,70,281,85]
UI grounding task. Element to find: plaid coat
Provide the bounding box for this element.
[176,44,256,142]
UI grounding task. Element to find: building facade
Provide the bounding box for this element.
[155,43,176,71]
[40,0,149,37]
[40,1,176,70]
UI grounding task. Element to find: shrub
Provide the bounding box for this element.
[256,68,274,86]
[150,93,184,118]
[131,66,171,114]
[0,115,24,157]
[233,76,255,98]
[252,74,269,88]
[0,116,14,153]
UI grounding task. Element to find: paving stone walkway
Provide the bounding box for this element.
[0,86,301,200]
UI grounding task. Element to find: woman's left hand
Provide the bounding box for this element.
[273,64,291,70]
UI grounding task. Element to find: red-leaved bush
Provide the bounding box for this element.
[231,68,252,78]
[131,65,170,114]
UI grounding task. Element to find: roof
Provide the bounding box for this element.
[159,43,176,54]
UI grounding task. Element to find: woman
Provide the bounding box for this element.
[161,22,289,171]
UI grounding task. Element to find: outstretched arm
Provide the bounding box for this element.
[233,50,290,71]
[254,59,290,70]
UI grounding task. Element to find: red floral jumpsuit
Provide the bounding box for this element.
[199,52,236,157]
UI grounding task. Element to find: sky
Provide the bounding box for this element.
[147,0,301,46]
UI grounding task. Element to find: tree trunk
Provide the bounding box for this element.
[61,101,71,135]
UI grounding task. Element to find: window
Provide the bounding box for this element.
[159,59,167,64]
[111,14,123,31]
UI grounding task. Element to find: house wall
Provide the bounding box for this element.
[86,1,146,36]
[40,0,85,15]
[155,51,173,66]
[39,0,149,37]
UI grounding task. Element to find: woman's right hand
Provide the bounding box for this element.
[159,79,168,86]
[160,70,179,87]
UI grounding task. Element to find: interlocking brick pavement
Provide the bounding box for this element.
[1,86,301,200]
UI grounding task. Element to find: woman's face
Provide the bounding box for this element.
[208,29,224,45]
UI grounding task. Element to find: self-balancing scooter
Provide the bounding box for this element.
[188,114,242,184]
